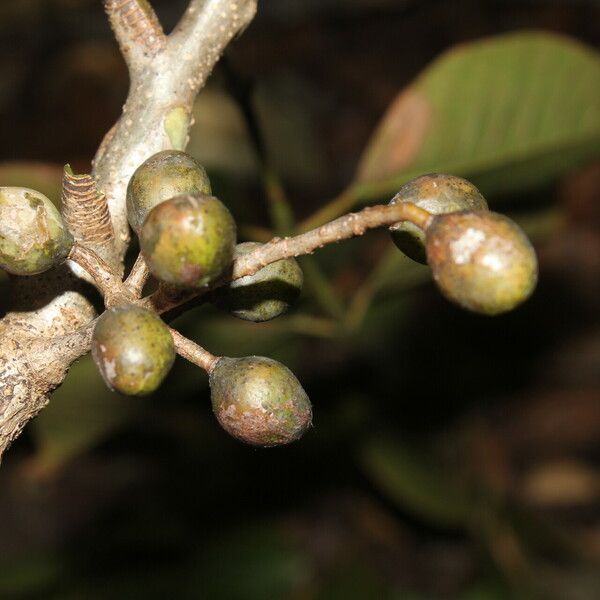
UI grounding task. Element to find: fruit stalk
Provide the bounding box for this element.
[169,327,219,373]
[124,253,151,298]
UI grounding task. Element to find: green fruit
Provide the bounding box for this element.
[209,356,312,447]
[0,187,73,275]
[91,305,175,396]
[426,210,537,315]
[389,174,488,263]
[212,242,303,322]
[139,193,236,288]
[126,149,211,232]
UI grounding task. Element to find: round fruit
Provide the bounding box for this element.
[212,242,303,322]
[139,193,236,288]
[91,305,175,396]
[209,355,312,447]
[126,149,211,232]
[389,174,488,263]
[425,210,537,315]
[0,187,73,275]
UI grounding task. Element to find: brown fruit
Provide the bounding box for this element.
[92,305,175,396]
[426,210,537,315]
[209,356,312,447]
[139,193,236,288]
[390,174,488,263]
[212,242,303,322]
[0,187,73,275]
[126,150,211,232]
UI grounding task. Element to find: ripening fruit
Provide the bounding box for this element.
[0,187,73,275]
[139,193,236,288]
[92,305,175,396]
[389,174,488,263]
[126,150,211,232]
[425,210,537,315]
[209,356,312,447]
[212,242,303,322]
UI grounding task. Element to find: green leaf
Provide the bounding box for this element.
[359,436,473,528]
[355,31,600,201]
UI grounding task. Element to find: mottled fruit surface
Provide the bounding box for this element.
[92,305,175,396]
[213,242,303,322]
[390,174,488,263]
[0,187,73,275]
[126,150,211,232]
[426,210,537,315]
[140,193,236,288]
[210,356,312,447]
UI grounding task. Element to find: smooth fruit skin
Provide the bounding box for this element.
[92,305,175,396]
[140,193,236,288]
[426,210,538,315]
[126,150,211,232]
[389,174,488,264]
[209,356,312,447]
[0,187,73,275]
[213,242,303,322]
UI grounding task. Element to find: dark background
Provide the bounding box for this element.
[0,1,599,598]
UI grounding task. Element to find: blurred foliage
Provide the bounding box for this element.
[0,1,599,599]
[359,436,473,528]
[356,31,600,200]
[31,356,143,474]
[0,162,63,206]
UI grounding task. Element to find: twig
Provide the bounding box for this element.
[68,244,121,295]
[104,0,166,70]
[233,202,432,280]
[95,0,258,263]
[125,253,151,297]
[169,327,219,373]
[169,0,258,94]
[72,201,428,319]
[0,0,258,459]
[143,201,432,315]
[68,244,134,307]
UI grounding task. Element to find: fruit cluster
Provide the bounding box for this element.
[0,152,537,448]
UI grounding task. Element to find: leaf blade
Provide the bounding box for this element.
[356,31,600,200]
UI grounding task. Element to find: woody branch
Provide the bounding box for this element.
[0,0,258,459]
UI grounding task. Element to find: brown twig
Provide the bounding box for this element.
[125,253,151,298]
[142,201,432,315]
[104,0,166,69]
[232,202,432,280]
[0,0,259,459]
[169,327,219,373]
[67,244,134,307]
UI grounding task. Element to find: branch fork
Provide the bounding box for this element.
[0,0,257,458]
[0,0,432,460]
